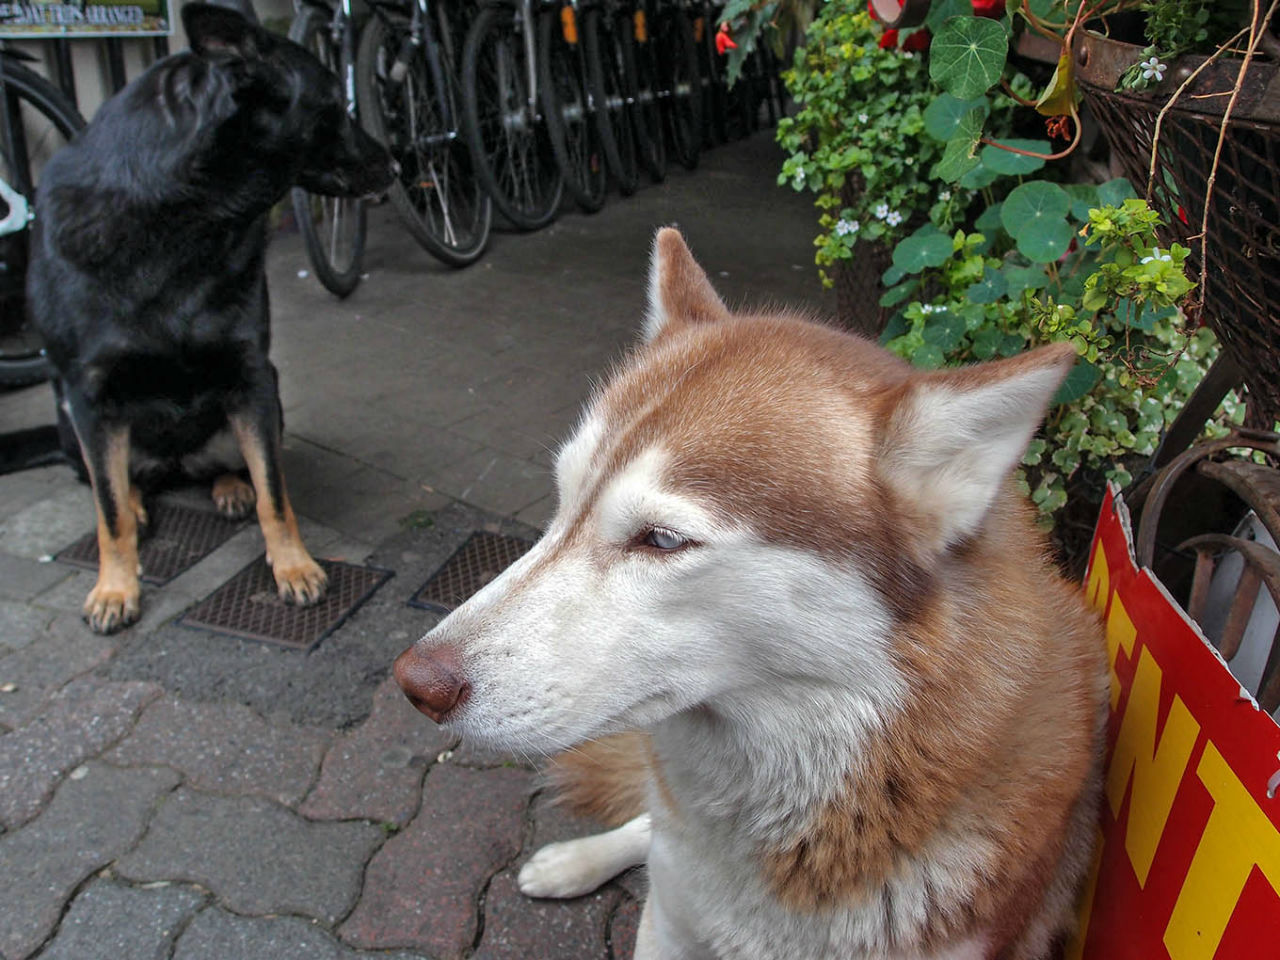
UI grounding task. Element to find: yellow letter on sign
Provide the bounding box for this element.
[1105,645,1199,887]
[1164,743,1280,960]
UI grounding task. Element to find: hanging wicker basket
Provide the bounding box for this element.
[1074,31,1280,420]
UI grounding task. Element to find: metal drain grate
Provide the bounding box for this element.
[179,558,393,650]
[408,531,534,613]
[57,501,245,585]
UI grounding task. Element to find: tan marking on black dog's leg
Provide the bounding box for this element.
[128,484,148,529]
[230,417,327,605]
[82,427,142,633]
[211,472,256,519]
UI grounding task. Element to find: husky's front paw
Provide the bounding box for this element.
[519,840,609,899]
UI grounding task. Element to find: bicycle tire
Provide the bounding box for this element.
[289,4,367,298]
[654,3,700,171]
[539,4,606,213]
[628,3,666,183]
[693,2,726,146]
[356,12,492,267]
[0,60,84,389]
[461,4,563,231]
[582,6,638,196]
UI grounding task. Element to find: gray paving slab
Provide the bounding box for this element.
[0,617,117,729]
[34,878,207,960]
[0,675,163,829]
[0,554,74,605]
[172,908,430,960]
[339,764,533,958]
[116,787,384,924]
[0,762,182,960]
[0,487,94,561]
[105,696,331,807]
[0,600,56,655]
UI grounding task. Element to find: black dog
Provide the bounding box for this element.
[28,2,396,633]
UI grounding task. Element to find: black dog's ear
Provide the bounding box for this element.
[183,2,261,59]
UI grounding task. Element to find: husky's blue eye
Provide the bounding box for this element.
[643,527,687,551]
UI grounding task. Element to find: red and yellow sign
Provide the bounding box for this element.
[1068,487,1280,960]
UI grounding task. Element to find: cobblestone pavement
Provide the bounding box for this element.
[0,132,827,959]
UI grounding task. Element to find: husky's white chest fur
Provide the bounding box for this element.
[395,228,1108,960]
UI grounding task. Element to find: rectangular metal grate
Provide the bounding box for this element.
[179,558,393,651]
[57,500,245,585]
[407,531,534,613]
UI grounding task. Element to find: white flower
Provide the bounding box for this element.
[939,190,951,201]
[1140,56,1167,82]
[902,51,913,59]
[792,170,805,189]
[885,210,903,226]
[858,112,869,123]
[1140,248,1173,264]
[921,304,934,314]
[834,218,860,236]
[874,203,890,219]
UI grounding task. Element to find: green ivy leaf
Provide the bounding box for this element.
[966,266,1008,303]
[980,139,1050,175]
[923,94,989,141]
[929,16,1008,100]
[1052,361,1102,405]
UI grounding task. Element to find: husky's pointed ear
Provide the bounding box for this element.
[184,2,260,60]
[643,228,730,342]
[880,342,1076,549]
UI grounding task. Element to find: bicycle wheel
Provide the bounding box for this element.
[692,1,726,146]
[289,4,367,298]
[628,2,666,183]
[357,12,492,266]
[653,3,700,170]
[582,6,639,196]
[539,4,606,213]
[462,3,563,231]
[0,60,84,388]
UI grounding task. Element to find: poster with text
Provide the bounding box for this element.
[0,0,170,38]
[1067,486,1280,960]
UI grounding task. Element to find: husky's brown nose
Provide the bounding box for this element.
[394,644,471,723]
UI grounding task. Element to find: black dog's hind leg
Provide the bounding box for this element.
[64,391,143,632]
[228,379,327,606]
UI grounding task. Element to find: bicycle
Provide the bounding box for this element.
[582,0,640,195]
[460,0,565,230]
[539,0,608,211]
[647,0,701,171]
[289,0,370,297]
[0,50,86,389]
[357,0,492,266]
[624,0,667,183]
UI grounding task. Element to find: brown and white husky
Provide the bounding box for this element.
[394,228,1108,960]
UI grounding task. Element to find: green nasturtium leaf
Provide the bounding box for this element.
[1097,177,1137,207]
[926,0,974,31]
[958,161,999,189]
[1052,361,1102,405]
[1000,180,1069,237]
[971,325,1003,359]
[892,233,955,272]
[966,266,1008,304]
[1003,264,1047,296]
[923,94,989,142]
[879,310,910,345]
[974,202,1004,237]
[1065,183,1099,222]
[922,312,967,352]
[1015,218,1076,263]
[912,343,947,369]
[929,16,1009,100]
[980,139,1050,175]
[879,280,920,307]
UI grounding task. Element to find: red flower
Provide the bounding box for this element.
[715,22,737,55]
[972,0,1004,17]
[1177,205,1189,225]
[878,28,899,48]
[903,28,930,51]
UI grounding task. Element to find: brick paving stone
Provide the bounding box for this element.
[115,788,383,924]
[472,869,617,960]
[0,762,181,960]
[36,878,207,960]
[339,764,533,958]
[0,487,94,560]
[105,696,331,807]
[300,675,455,826]
[608,894,642,960]
[0,600,54,655]
[172,908,430,960]
[0,554,73,605]
[0,620,116,730]
[0,675,162,829]
[446,736,531,770]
